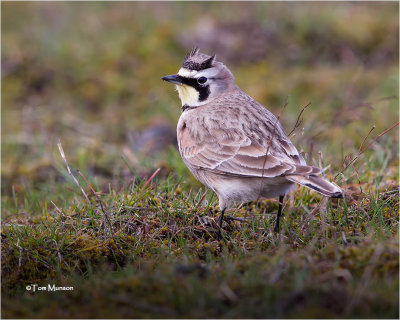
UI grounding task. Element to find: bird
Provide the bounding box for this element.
[162,47,343,240]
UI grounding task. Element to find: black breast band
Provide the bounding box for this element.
[182,104,196,112]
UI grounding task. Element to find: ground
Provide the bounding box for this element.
[2,2,399,318]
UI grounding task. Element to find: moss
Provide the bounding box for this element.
[2,1,399,318]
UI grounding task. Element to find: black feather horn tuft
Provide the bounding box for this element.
[203,54,215,69]
[182,49,216,71]
[185,47,200,60]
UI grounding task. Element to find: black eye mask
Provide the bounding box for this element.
[177,76,211,102]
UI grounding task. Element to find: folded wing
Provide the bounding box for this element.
[178,121,316,179]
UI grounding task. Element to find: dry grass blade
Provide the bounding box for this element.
[57,140,90,203]
[194,190,208,211]
[335,122,399,180]
[50,201,64,218]
[257,96,289,200]
[144,168,161,188]
[318,151,325,178]
[288,101,311,137]
[358,125,376,153]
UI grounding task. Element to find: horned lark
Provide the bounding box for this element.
[162,48,343,239]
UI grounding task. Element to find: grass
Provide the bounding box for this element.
[2,147,399,318]
[2,2,399,319]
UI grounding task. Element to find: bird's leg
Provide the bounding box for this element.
[274,195,284,233]
[216,208,226,241]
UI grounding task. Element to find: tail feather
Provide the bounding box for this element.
[286,174,343,198]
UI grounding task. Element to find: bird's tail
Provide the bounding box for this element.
[285,174,343,198]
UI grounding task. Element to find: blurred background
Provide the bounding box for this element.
[2,1,398,216]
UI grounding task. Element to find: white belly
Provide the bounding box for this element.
[191,167,295,210]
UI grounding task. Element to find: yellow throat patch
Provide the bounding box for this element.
[175,84,199,106]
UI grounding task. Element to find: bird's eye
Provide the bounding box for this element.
[197,77,207,84]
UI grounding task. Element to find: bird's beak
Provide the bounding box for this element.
[161,74,182,85]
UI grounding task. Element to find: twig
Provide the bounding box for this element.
[358,125,376,153]
[334,122,399,180]
[144,168,161,188]
[50,201,64,218]
[57,140,90,203]
[194,190,208,211]
[336,153,352,179]
[318,150,325,178]
[335,124,375,180]
[288,102,311,137]
[257,96,289,200]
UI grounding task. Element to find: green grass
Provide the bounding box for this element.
[2,150,399,318]
[2,2,399,319]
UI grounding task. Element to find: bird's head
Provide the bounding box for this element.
[162,47,235,109]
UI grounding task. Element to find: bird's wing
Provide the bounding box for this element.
[178,121,320,178]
